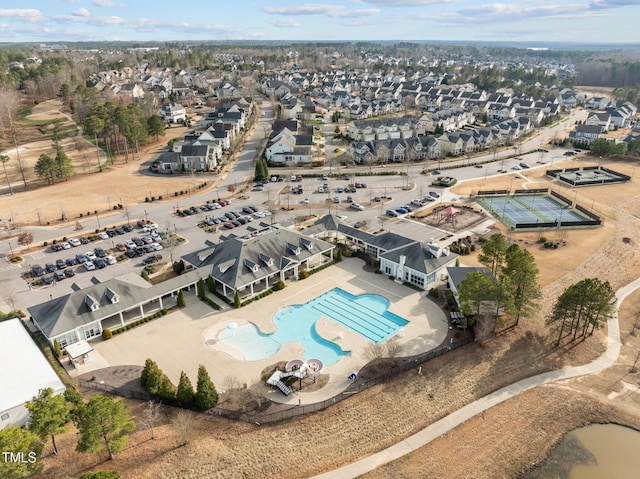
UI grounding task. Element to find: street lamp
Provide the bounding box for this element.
[95,212,101,228]
[8,241,13,257]
[144,210,148,222]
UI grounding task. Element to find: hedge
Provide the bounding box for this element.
[112,309,168,335]
[201,295,221,310]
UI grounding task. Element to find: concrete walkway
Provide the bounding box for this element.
[311,276,640,479]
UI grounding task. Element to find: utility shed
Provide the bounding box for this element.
[0,319,66,429]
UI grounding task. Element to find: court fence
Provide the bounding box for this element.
[513,188,549,195]
[476,189,509,196]
[550,190,573,206]
[210,335,475,424]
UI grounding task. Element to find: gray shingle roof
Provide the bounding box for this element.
[446,266,494,290]
[380,242,457,274]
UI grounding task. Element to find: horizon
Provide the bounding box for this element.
[1,1,640,44]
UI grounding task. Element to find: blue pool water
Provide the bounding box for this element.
[218,288,409,364]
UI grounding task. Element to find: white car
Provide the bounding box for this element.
[125,240,136,249]
[98,232,109,240]
[68,238,81,247]
[61,242,71,250]
[303,198,309,204]
[350,203,365,211]
[151,233,162,242]
[411,199,425,207]
[512,165,522,170]
[423,195,436,202]
[83,261,96,271]
[150,243,163,251]
[105,255,117,265]
[85,251,97,261]
[253,211,265,218]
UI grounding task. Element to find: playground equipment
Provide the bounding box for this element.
[266,358,325,396]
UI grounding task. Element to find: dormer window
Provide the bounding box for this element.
[244,259,260,273]
[104,288,120,304]
[287,242,301,256]
[259,253,274,267]
[84,294,99,312]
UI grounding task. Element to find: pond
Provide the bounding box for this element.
[525,424,640,479]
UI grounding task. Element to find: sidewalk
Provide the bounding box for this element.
[311,276,638,479]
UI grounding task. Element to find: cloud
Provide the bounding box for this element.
[53,14,126,25]
[92,0,117,7]
[72,8,91,18]
[354,0,451,5]
[0,9,45,23]
[262,4,380,18]
[268,18,300,28]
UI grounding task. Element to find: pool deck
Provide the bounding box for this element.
[87,257,449,405]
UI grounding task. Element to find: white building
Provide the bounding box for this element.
[158,102,186,123]
[0,319,66,429]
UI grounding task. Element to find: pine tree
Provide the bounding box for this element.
[25,388,71,455]
[176,371,195,408]
[207,276,215,293]
[195,365,218,410]
[157,375,176,404]
[74,396,135,460]
[234,289,241,308]
[141,358,163,394]
[53,339,62,358]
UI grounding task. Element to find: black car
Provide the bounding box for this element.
[53,270,65,281]
[42,275,55,285]
[242,207,253,214]
[56,259,66,270]
[80,237,90,244]
[64,268,76,278]
[115,227,125,235]
[94,247,106,258]
[66,257,77,267]
[95,258,107,269]
[106,229,117,237]
[224,212,235,220]
[143,245,155,253]
[31,265,45,277]
[45,263,57,273]
[50,244,63,252]
[76,254,87,264]
[231,220,241,227]
[143,254,162,265]
[132,237,144,247]
[237,217,248,225]
[125,249,138,259]
[122,224,134,232]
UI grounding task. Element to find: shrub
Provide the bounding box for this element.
[197,278,205,299]
[428,288,439,298]
[273,280,286,291]
[234,290,241,308]
[544,241,554,248]
[195,365,218,410]
[102,329,113,340]
[298,269,310,279]
[53,339,62,358]
[176,371,195,408]
[335,248,343,262]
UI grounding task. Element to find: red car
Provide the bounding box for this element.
[223,222,235,229]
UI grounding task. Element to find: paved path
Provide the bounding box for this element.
[311,276,640,479]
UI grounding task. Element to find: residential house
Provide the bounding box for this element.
[569,124,603,144]
[158,102,186,123]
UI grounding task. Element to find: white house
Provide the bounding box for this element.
[0,319,66,429]
[158,102,186,123]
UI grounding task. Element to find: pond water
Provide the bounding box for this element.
[525,424,640,479]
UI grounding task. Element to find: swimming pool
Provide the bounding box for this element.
[218,288,408,364]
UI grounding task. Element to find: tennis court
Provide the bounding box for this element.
[558,168,628,186]
[477,194,591,228]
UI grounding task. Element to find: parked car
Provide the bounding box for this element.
[302,198,309,204]
[95,259,107,269]
[85,251,97,261]
[56,259,66,270]
[223,222,235,229]
[65,258,77,267]
[83,261,96,271]
[31,264,45,277]
[401,205,413,212]
[350,203,365,211]
[122,224,134,232]
[252,185,264,191]
[115,227,125,235]
[346,196,353,203]
[411,199,425,207]
[68,238,81,247]
[50,244,63,252]
[42,275,55,285]
[61,242,71,250]
[512,165,522,170]
[429,191,440,198]
[105,255,117,265]
[333,196,340,203]
[53,270,65,282]
[45,263,57,273]
[115,243,127,252]
[423,195,437,202]
[386,210,399,217]
[64,268,75,278]
[395,207,408,214]
[373,196,381,202]
[519,162,531,169]
[317,187,325,193]
[80,237,89,244]
[94,247,106,258]
[337,187,344,193]
[75,254,87,264]
[98,232,109,240]
[143,254,163,265]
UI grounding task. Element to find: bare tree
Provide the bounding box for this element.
[223,375,242,391]
[18,231,34,250]
[171,409,195,447]
[140,401,162,440]
[0,153,12,194]
[248,381,270,408]
[362,342,386,362]
[74,221,84,233]
[385,337,402,358]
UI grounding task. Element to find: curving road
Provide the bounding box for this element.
[311,276,637,479]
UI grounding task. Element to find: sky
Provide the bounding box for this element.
[0,1,639,44]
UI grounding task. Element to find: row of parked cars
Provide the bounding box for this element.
[386,192,441,217]
[181,200,232,216]
[49,225,136,252]
[201,205,270,229]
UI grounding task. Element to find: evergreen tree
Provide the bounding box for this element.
[502,244,541,326]
[177,290,186,307]
[478,233,509,277]
[147,114,166,141]
[234,289,241,308]
[197,278,205,299]
[207,275,215,293]
[176,371,195,408]
[157,375,176,404]
[141,358,163,393]
[0,426,44,478]
[25,387,71,455]
[195,365,218,410]
[34,153,56,184]
[54,148,74,181]
[53,339,62,358]
[74,395,135,460]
